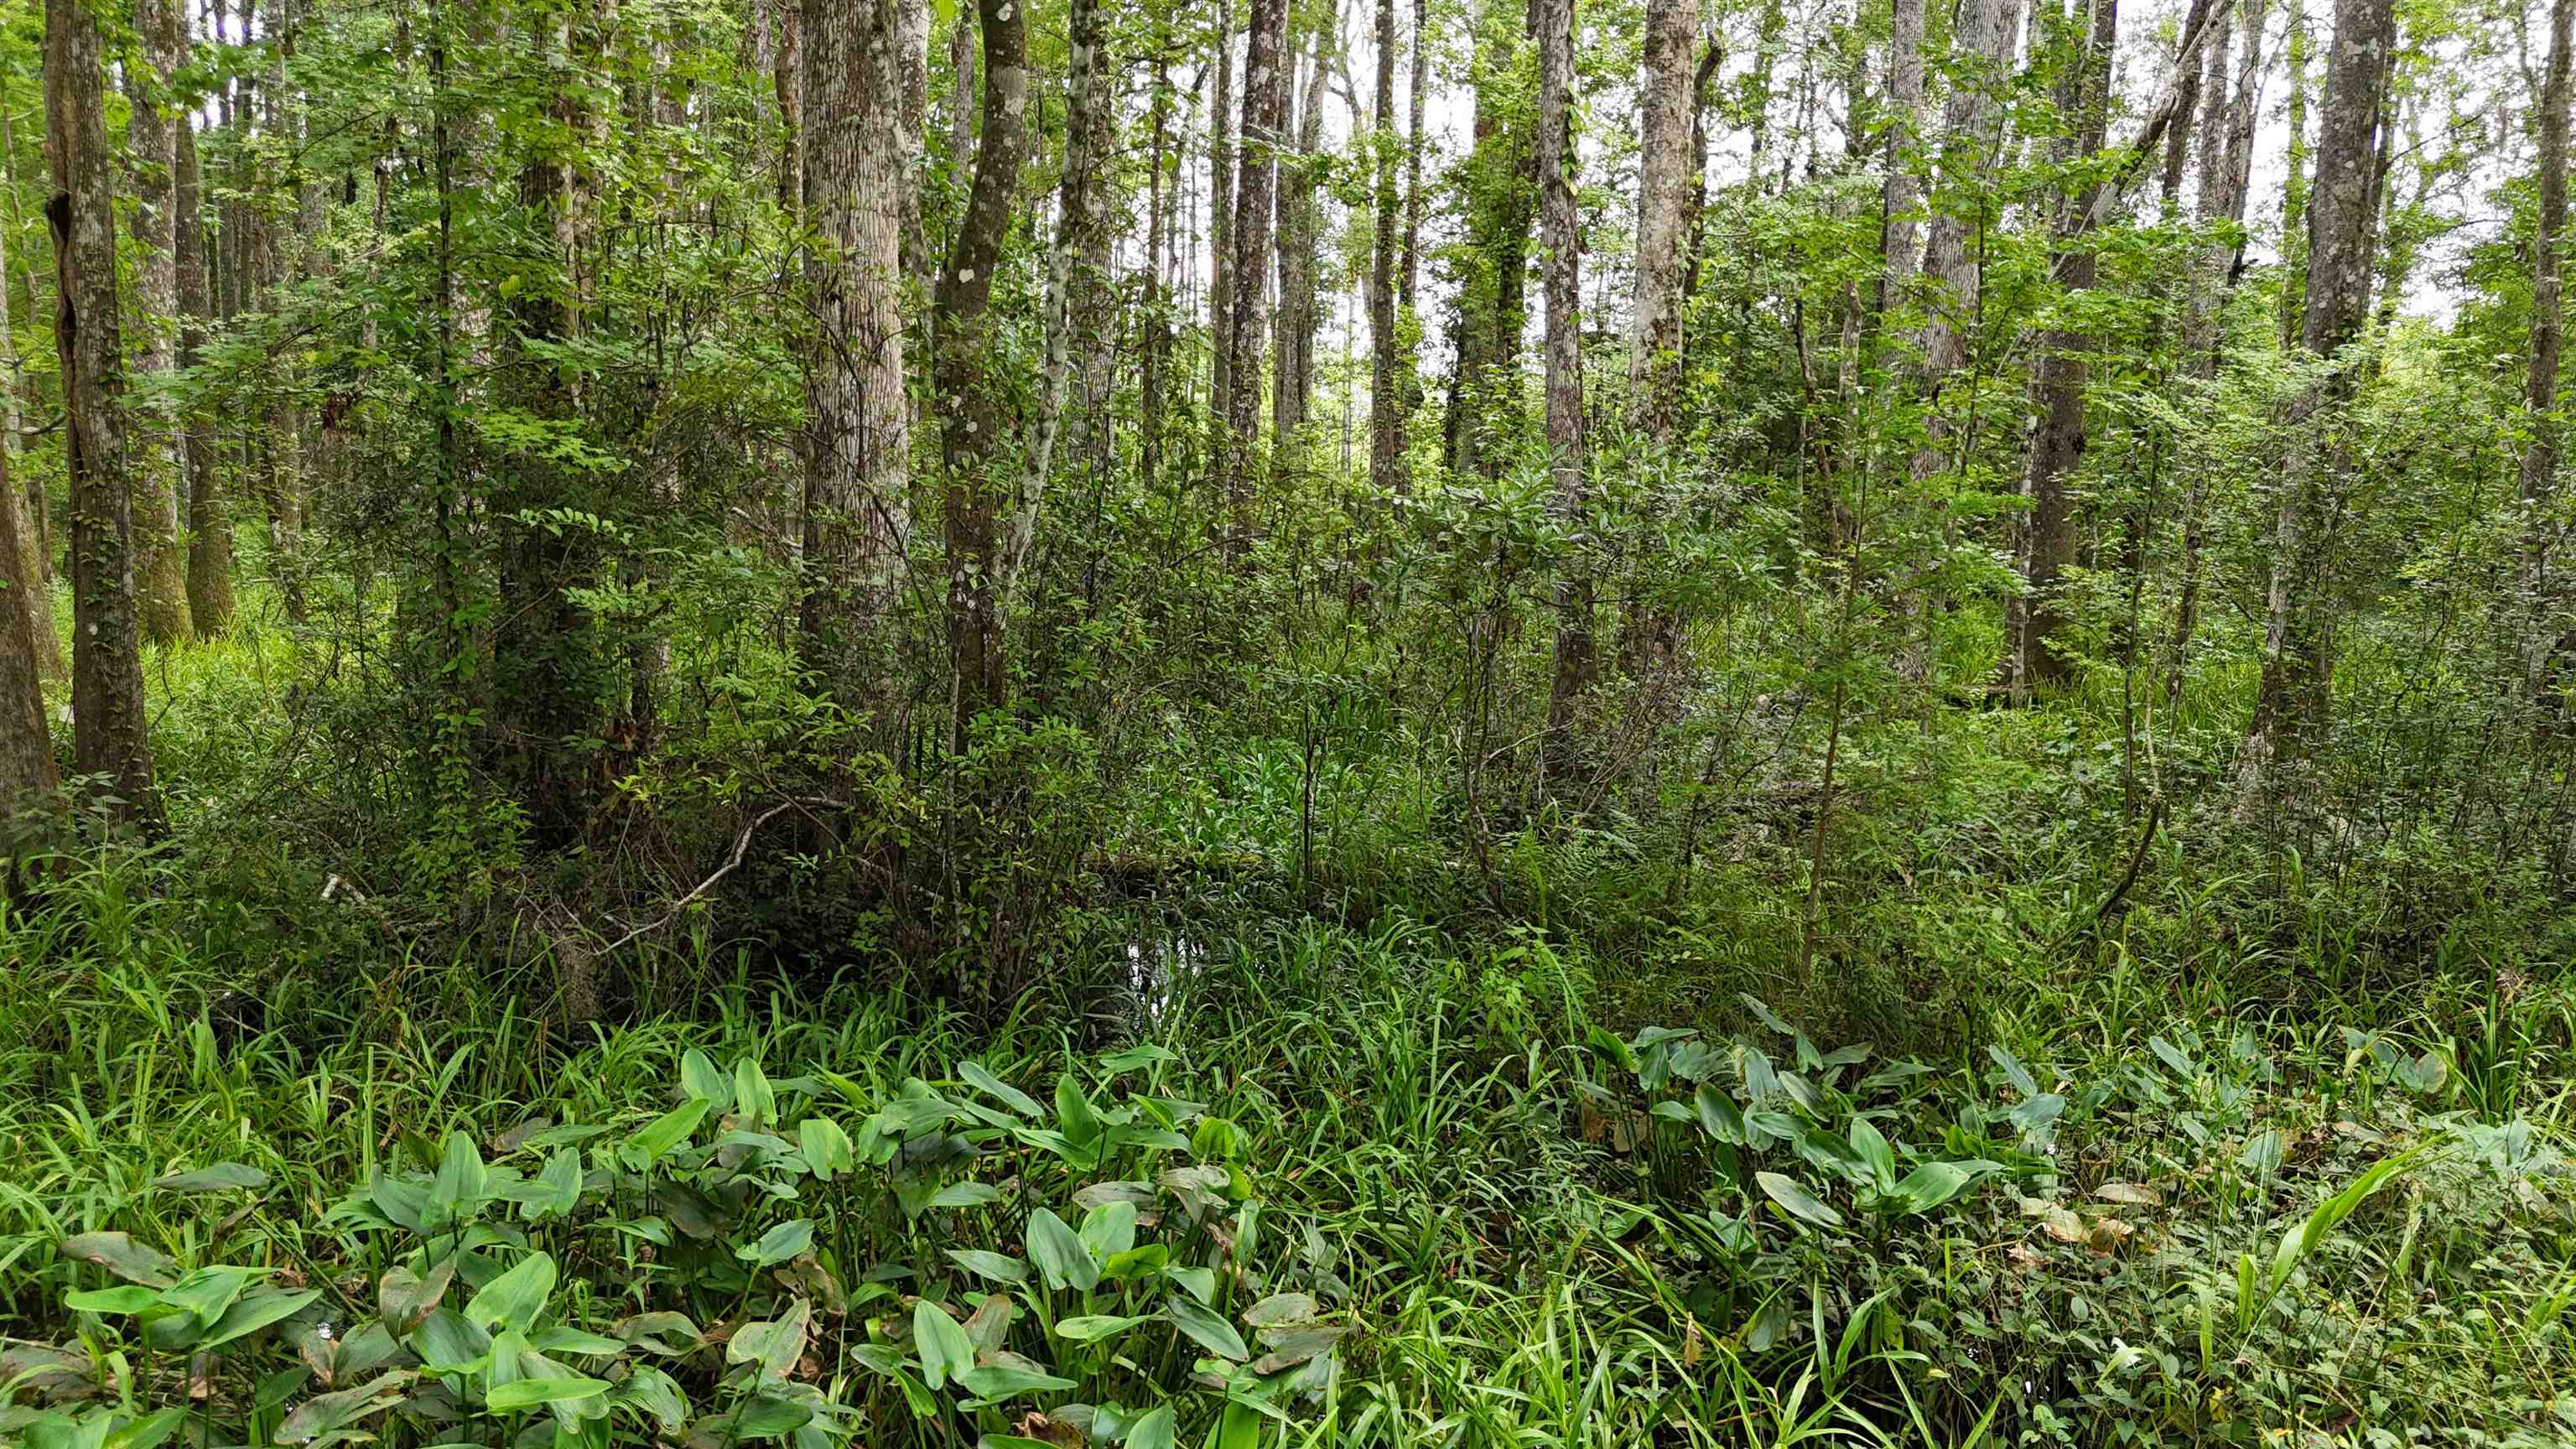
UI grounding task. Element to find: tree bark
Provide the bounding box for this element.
[44,0,163,826]
[1014,0,1114,593]
[1880,0,1928,308]
[1209,0,1237,434]
[2005,0,2118,699]
[177,95,238,638]
[1273,13,1332,453]
[0,127,61,678]
[127,0,195,646]
[936,0,1029,742]
[1630,0,1694,436]
[2239,0,2396,804]
[1223,0,1291,550]
[1368,0,1408,493]
[1537,0,1592,786]
[1910,0,2017,482]
[800,0,914,718]
[0,417,55,817]
[2524,0,2573,695]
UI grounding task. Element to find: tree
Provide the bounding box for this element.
[1015,0,1114,590]
[1910,0,2018,484]
[44,0,161,825]
[2238,0,2397,805]
[0,134,60,677]
[2522,0,2573,696]
[1537,0,1591,783]
[1367,0,1407,493]
[1629,0,1694,435]
[936,0,1030,740]
[127,0,193,646]
[1273,8,1333,453]
[176,60,237,638]
[799,0,914,717]
[1223,0,1291,548]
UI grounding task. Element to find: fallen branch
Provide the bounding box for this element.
[599,797,833,955]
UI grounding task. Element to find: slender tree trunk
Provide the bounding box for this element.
[799,0,913,719]
[2278,0,2311,349]
[2165,0,2264,708]
[776,0,805,210]
[1630,0,1694,434]
[0,132,61,678]
[1910,0,2017,482]
[1368,0,1408,493]
[937,0,1029,742]
[2524,0,2574,696]
[1210,0,1237,433]
[2006,0,2118,699]
[0,416,55,815]
[1537,0,1592,786]
[177,99,238,638]
[1400,0,1426,314]
[1223,0,1291,552]
[44,0,162,826]
[1009,0,1111,594]
[2238,0,2396,807]
[1142,48,1175,495]
[1880,0,1927,308]
[128,0,195,645]
[1273,15,1332,454]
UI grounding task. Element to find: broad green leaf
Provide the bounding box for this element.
[485,1376,611,1410]
[429,1132,487,1226]
[1248,1324,1348,1374]
[739,1219,815,1267]
[798,1118,854,1179]
[1125,1403,1177,1449]
[378,1260,457,1334]
[1242,1293,1317,1327]
[680,1049,733,1108]
[161,1266,258,1326]
[1025,1208,1098,1292]
[522,1147,583,1222]
[954,1358,1075,1400]
[727,1300,811,1381]
[1164,1294,1248,1360]
[1889,1161,1983,1215]
[465,1251,558,1334]
[1756,1171,1843,1230]
[151,1162,269,1193]
[1847,1117,1898,1192]
[959,1060,1043,1117]
[735,1058,777,1125]
[65,1286,161,1315]
[273,1372,413,1443]
[945,1249,1028,1284]
[912,1301,974,1392]
[624,1098,710,1168]
[931,1182,1003,1209]
[200,1288,321,1349]
[1052,1313,1151,1343]
[60,1232,179,1289]
[1054,1075,1104,1150]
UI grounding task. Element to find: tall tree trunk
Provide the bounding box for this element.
[1910,0,2017,482]
[936,0,1029,742]
[777,0,805,209]
[2238,0,2396,806]
[1880,0,1927,309]
[1630,0,1694,435]
[2165,0,2264,708]
[2524,0,2574,696]
[128,0,195,645]
[2277,0,2311,349]
[1368,0,1408,493]
[1209,0,1237,434]
[1223,0,1291,551]
[0,128,61,678]
[1010,0,1112,592]
[2005,0,2118,699]
[1400,0,1426,314]
[0,420,55,816]
[1536,0,1592,786]
[1442,0,1535,481]
[177,96,238,638]
[1142,47,1176,494]
[44,0,163,826]
[800,0,913,719]
[1273,15,1332,454]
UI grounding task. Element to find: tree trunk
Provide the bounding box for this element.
[2524,0,2574,697]
[777,0,805,209]
[2165,0,2264,708]
[799,0,913,719]
[1910,0,2017,482]
[44,0,162,826]
[1273,15,1332,454]
[1629,0,1693,435]
[0,418,56,817]
[1537,0,1592,786]
[1142,49,1175,495]
[1009,0,1112,593]
[177,96,238,638]
[1880,0,1927,309]
[936,0,1029,742]
[1223,0,1291,551]
[127,0,194,646]
[2238,0,2395,805]
[2277,0,2311,349]
[1368,0,1408,493]
[1209,0,1237,434]
[0,130,61,678]
[2005,0,2117,699]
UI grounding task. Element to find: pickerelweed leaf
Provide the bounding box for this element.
[60,1232,179,1289]
[912,1300,974,1392]
[1241,1292,1318,1327]
[946,1249,1028,1284]
[1756,1171,1844,1230]
[464,1251,557,1334]
[954,1359,1076,1400]
[1025,1208,1098,1292]
[1052,1313,1151,1343]
[485,1375,611,1410]
[1164,1294,1248,1360]
[1125,1403,1179,1449]
[151,1162,270,1193]
[727,1300,811,1381]
[959,1060,1043,1118]
[200,1288,321,1349]
[1248,1324,1348,1374]
[739,1218,815,1267]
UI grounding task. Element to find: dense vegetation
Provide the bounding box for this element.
[5,0,2576,1437]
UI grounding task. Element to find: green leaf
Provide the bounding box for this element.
[485,1376,612,1410]
[273,1372,414,1443]
[727,1301,811,1381]
[624,1098,711,1168]
[798,1118,854,1179]
[465,1252,558,1334]
[1052,1314,1150,1343]
[151,1162,270,1193]
[60,1232,179,1289]
[377,1260,457,1333]
[945,1249,1028,1284]
[931,1182,1003,1209]
[1025,1208,1098,1292]
[740,1219,816,1268]
[1846,1117,1898,1192]
[953,1359,1076,1400]
[1125,1403,1177,1449]
[1987,1044,2042,1097]
[429,1132,487,1227]
[522,1147,583,1222]
[1248,1324,1348,1374]
[735,1058,778,1125]
[1888,1161,1984,1215]
[959,1061,1043,1118]
[65,1286,162,1315]
[1099,1043,1177,1073]
[1164,1294,1249,1360]
[1242,1293,1317,1327]
[161,1266,258,1326]
[680,1049,733,1109]
[200,1288,321,1349]
[1756,1171,1844,1230]
[912,1301,974,1392]
[1054,1075,1104,1150]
